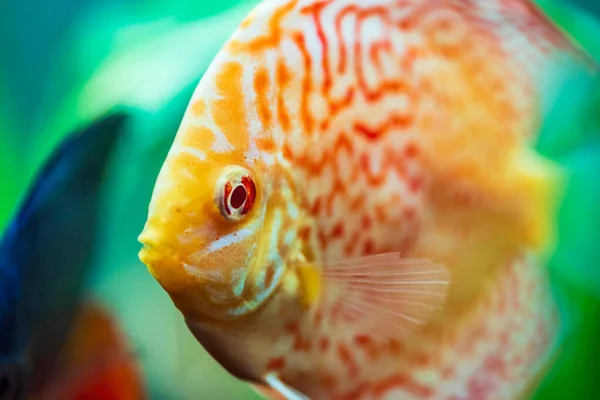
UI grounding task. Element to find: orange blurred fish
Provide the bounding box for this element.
[34,302,146,400]
[138,0,596,399]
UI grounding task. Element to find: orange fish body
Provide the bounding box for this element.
[139,0,594,399]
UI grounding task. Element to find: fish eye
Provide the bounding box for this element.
[217,166,256,221]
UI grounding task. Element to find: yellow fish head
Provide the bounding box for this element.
[135,74,292,323]
[137,48,311,321]
[138,154,268,316]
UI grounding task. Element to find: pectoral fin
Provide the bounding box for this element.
[321,252,451,341]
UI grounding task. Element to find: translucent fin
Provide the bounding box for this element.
[264,373,310,400]
[322,252,450,342]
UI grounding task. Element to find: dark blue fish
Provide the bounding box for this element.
[0,113,128,399]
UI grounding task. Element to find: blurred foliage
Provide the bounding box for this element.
[1,1,599,399]
[533,2,600,399]
[0,77,23,232]
[560,0,600,20]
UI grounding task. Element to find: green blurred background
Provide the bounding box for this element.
[1,0,599,398]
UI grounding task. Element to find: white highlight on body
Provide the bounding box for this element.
[242,54,271,162]
[206,225,255,254]
[284,229,295,247]
[183,226,255,290]
[256,207,284,291]
[185,225,256,279]
[299,12,328,122]
[173,144,207,161]
[195,88,235,154]
[232,251,251,297]
[183,262,216,282]
[245,110,263,160]
[286,198,299,220]
[211,127,235,153]
[361,15,388,88]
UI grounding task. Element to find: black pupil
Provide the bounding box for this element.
[230,185,247,209]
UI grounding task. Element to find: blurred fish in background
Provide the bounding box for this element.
[0,113,145,399]
[36,301,145,400]
[1,0,600,399]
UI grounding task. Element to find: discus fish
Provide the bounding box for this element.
[138,0,595,399]
[0,113,144,400]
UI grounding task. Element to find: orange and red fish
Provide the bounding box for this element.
[138,0,596,399]
[34,301,145,400]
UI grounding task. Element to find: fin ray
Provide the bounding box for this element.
[321,252,451,341]
[264,373,309,400]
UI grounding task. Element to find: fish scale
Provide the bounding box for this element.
[253,255,558,399]
[138,0,594,399]
[219,0,566,261]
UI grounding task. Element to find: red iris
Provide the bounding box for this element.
[223,175,256,217]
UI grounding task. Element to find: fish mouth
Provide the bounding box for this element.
[137,230,161,272]
[137,243,155,271]
[138,226,261,320]
[137,224,248,303]
[137,225,180,282]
